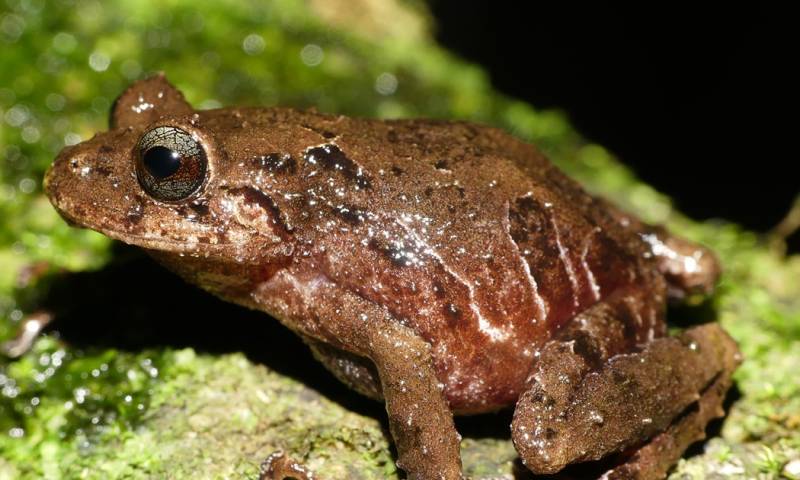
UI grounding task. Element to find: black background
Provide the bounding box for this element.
[431,2,797,251]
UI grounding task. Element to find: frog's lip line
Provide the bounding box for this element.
[95,224,233,255]
[54,202,230,255]
[50,192,250,259]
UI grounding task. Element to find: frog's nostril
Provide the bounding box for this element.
[69,155,83,171]
[64,153,96,178]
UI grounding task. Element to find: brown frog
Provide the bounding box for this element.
[45,75,741,480]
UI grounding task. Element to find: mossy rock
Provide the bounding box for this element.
[1,0,798,478]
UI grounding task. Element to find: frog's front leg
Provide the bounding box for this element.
[256,272,463,480]
[511,287,740,476]
[365,311,463,480]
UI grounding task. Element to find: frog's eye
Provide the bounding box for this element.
[135,126,207,202]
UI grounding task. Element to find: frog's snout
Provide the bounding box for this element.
[44,150,80,227]
[46,145,79,199]
[45,141,114,230]
[44,147,71,208]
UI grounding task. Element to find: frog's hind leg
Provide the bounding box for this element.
[598,361,735,479]
[600,201,721,300]
[638,226,721,301]
[511,288,740,476]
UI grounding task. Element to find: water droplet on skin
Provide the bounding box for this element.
[589,410,604,425]
[304,144,371,189]
[254,153,296,174]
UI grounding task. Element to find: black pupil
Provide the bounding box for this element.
[143,145,181,179]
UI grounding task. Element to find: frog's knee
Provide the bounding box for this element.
[641,232,721,299]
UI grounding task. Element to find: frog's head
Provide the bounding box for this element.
[45,74,294,273]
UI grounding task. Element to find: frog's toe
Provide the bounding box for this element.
[258,451,315,480]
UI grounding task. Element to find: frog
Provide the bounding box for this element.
[44,74,741,480]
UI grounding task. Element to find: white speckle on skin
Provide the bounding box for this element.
[503,200,548,320]
[131,94,154,114]
[640,232,702,274]
[589,410,604,425]
[394,213,511,341]
[551,215,581,308]
[580,227,602,301]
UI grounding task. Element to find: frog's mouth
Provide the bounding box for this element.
[48,200,234,257]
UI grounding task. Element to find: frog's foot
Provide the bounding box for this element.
[511,323,741,476]
[258,451,316,480]
[0,311,53,358]
[599,357,735,480]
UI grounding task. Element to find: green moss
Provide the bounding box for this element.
[1,0,798,478]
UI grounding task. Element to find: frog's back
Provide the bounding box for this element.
[242,110,654,411]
